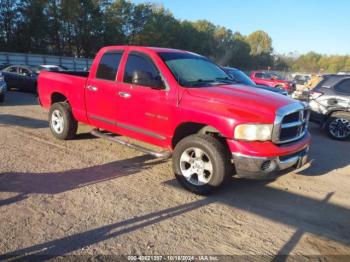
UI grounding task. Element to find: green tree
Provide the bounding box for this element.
[246,31,273,69]
[227,32,252,69]
[0,0,23,50]
[292,52,322,72]
[16,0,49,53]
[46,0,63,55]
[246,30,273,55]
[132,4,181,47]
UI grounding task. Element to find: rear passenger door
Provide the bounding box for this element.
[85,51,123,131]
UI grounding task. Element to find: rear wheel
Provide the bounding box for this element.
[173,134,232,195]
[325,112,350,140]
[49,102,78,140]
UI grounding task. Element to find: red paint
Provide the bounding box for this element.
[38,46,309,157]
[250,70,293,92]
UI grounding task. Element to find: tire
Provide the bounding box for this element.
[0,94,4,103]
[49,102,78,140]
[325,112,350,141]
[172,134,232,195]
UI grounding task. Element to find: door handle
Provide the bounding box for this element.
[87,85,98,91]
[118,92,131,98]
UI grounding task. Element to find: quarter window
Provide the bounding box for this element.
[334,79,350,94]
[124,53,159,84]
[96,52,123,81]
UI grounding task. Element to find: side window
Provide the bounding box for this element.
[6,67,17,73]
[334,79,350,94]
[263,73,272,79]
[255,73,263,78]
[124,53,160,84]
[19,68,30,76]
[96,52,123,81]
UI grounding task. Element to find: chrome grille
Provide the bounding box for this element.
[272,103,310,144]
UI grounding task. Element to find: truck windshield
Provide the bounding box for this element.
[158,52,232,87]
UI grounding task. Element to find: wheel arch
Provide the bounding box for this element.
[322,109,350,128]
[172,122,228,149]
[50,92,68,105]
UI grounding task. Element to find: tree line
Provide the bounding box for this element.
[1,0,349,73]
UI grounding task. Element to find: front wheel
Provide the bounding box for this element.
[49,102,78,140]
[172,134,232,195]
[325,112,350,140]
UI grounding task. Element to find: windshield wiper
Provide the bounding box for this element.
[184,79,216,87]
[215,77,238,84]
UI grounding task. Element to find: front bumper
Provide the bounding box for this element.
[232,147,309,179]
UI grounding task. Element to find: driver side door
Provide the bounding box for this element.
[18,67,37,92]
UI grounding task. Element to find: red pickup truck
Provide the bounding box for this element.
[38,46,310,195]
[250,71,295,93]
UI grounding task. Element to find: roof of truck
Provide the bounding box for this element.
[102,45,190,54]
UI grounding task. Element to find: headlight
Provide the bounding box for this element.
[234,124,273,141]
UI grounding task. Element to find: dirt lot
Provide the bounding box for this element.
[0,91,350,259]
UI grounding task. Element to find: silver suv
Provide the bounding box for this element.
[309,74,350,140]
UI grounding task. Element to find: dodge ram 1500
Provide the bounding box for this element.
[38,46,311,195]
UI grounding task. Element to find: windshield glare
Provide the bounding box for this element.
[158,52,230,87]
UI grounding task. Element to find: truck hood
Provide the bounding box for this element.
[184,84,296,122]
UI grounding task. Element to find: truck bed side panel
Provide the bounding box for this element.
[38,71,89,123]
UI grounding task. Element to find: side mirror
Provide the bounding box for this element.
[131,70,164,89]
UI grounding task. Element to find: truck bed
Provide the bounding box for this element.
[51,71,89,78]
[38,70,89,123]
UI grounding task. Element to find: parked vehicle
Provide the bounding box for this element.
[1,64,68,93]
[33,65,67,72]
[38,46,310,195]
[309,74,350,140]
[223,67,288,96]
[294,74,311,85]
[2,65,38,92]
[250,71,295,93]
[0,71,7,102]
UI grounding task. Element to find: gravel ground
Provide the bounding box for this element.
[0,91,349,260]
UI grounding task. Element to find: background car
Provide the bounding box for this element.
[2,65,38,92]
[33,65,67,72]
[250,70,295,93]
[0,71,7,102]
[309,74,350,140]
[294,74,311,85]
[223,67,288,95]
